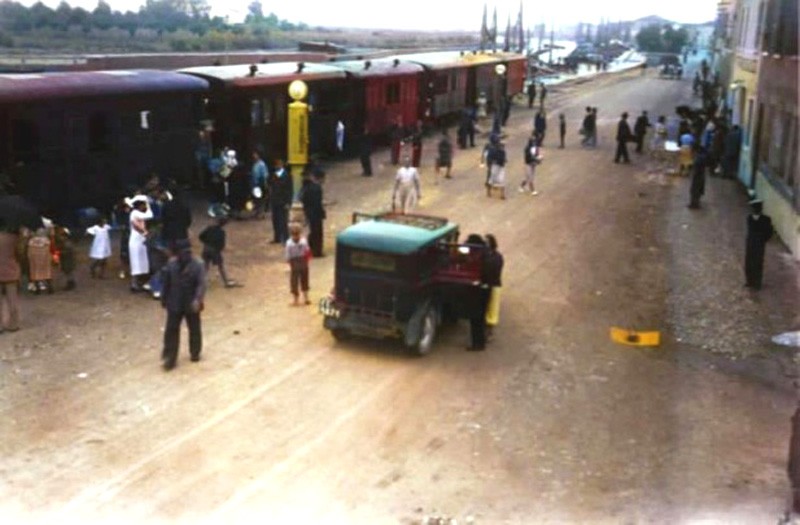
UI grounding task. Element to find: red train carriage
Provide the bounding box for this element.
[180,62,348,163]
[496,53,527,96]
[330,58,423,148]
[390,51,511,124]
[0,70,207,219]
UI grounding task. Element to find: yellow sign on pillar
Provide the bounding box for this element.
[287,100,308,166]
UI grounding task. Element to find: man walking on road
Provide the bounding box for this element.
[160,239,206,371]
[534,110,547,146]
[539,83,547,109]
[526,81,536,109]
[633,111,651,154]
[614,112,632,164]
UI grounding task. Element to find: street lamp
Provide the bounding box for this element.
[287,79,309,202]
[494,63,508,131]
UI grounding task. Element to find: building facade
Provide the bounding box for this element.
[728,0,762,187]
[752,0,798,258]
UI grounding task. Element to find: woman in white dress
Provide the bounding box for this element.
[392,157,421,214]
[128,196,153,292]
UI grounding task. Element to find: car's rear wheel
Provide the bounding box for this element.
[414,308,437,356]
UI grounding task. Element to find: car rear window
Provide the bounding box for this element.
[350,251,397,273]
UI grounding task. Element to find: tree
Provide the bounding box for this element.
[635,24,663,52]
[92,0,113,30]
[662,25,688,53]
[247,1,264,22]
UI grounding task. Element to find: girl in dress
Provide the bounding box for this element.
[86,216,112,278]
[27,228,52,294]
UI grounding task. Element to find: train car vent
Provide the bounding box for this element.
[364,60,371,70]
[248,64,258,77]
[296,62,305,73]
[393,58,400,67]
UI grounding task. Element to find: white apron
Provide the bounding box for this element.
[128,208,153,276]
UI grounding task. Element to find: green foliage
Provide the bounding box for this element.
[0,0,299,51]
[636,24,689,53]
[0,31,13,47]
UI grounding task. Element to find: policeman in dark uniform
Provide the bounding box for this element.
[744,199,774,290]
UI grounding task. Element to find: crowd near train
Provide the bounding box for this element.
[0,49,527,222]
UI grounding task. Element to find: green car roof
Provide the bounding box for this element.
[337,217,458,255]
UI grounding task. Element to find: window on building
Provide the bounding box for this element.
[764,0,798,55]
[386,82,401,105]
[11,119,38,163]
[88,113,110,152]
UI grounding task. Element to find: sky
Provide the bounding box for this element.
[16,0,718,31]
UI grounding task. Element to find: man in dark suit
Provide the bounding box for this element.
[267,158,292,244]
[633,110,651,154]
[744,199,774,290]
[160,239,206,371]
[301,169,326,257]
[614,112,633,163]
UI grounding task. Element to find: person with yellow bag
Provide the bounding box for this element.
[483,234,504,340]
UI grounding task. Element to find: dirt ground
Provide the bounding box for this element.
[1,57,799,524]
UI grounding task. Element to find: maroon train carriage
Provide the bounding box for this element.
[390,50,519,125]
[495,52,527,101]
[328,58,423,149]
[0,70,208,220]
[180,62,348,164]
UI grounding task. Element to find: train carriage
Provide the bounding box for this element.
[0,70,208,219]
[390,51,514,125]
[329,58,423,149]
[180,62,348,164]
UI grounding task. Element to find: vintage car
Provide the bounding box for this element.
[319,212,486,355]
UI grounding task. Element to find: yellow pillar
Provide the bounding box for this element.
[287,80,309,201]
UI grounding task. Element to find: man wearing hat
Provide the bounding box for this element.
[744,199,774,290]
[160,239,206,370]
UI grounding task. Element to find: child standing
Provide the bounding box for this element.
[27,228,52,294]
[285,224,310,306]
[86,217,112,278]
[199,216,236,288]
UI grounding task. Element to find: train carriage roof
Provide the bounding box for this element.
[337,213,458,255]
[180,62,346,88]
[331,58,423,78]
[388,51,505,70]
[0,70,208,103]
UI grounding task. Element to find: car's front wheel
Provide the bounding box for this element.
[414,308,437,356]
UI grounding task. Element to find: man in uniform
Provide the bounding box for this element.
[744,199,774,290]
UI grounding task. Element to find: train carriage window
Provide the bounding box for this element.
[385,82,401,105]
[262,98,273,125]
[433,75,449,94]
[11,119,39,163]
[250,99,262,127]
[88,113,111,152]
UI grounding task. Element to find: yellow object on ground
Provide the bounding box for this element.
[610,327,661,347]
[486,287,502,326]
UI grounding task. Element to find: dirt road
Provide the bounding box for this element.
[1,62,796,524]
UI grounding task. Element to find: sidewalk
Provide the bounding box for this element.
[662,164,800,389]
